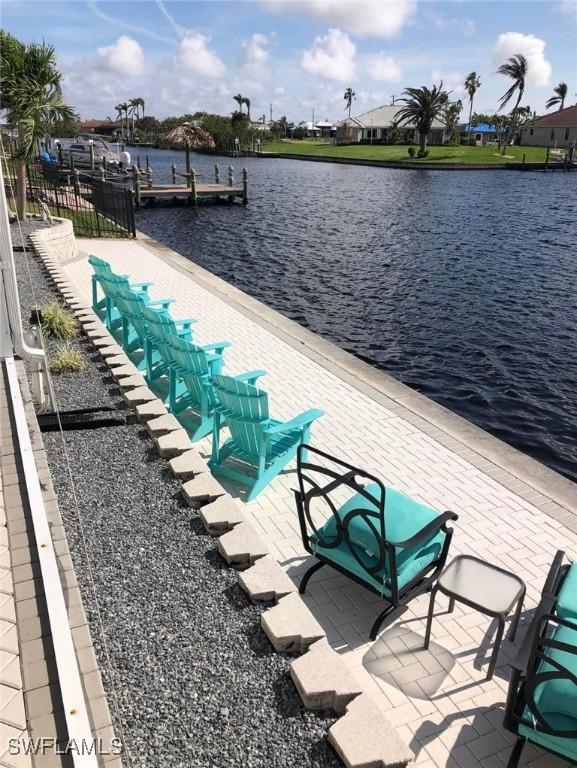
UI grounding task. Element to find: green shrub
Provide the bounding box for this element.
[417,149,429,158]
[407,147,416,158]
[50,345,86,374]
[41,302,78,340]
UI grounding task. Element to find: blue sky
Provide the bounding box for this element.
[3,1,576,122]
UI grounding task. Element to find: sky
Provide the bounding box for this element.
[3,0,577,123]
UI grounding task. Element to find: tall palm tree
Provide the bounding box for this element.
[0,31,76,218]
[243,97,251,120]
[395,83,448,155]
[464,72,481,134]
[343,87,356,118]
[497,53,528,155]
[233,94,243,113]
[546,82,568,111]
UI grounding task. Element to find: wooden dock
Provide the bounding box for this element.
[132,162,248,207]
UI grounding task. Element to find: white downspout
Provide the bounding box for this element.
[0,163,54,408]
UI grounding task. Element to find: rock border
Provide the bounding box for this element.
[29,231,413,768]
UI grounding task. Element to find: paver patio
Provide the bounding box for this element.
[61,236,577,768]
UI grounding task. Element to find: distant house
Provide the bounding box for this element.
[78,118,121,136]
[520,105,577,148]
[336,105,447,145]
[461,123,498,146]
[314,120,336,138]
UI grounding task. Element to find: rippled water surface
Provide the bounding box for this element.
[134,148,577,482]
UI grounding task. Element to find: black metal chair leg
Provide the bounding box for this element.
[369,603,396,641]
[299,560,326,594]
[506,737,525,768]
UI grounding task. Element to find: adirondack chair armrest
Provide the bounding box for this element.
[130,281,153,291]
[233,370,267,384]
[388,511,458,549]
[201,341,232,353]
[264,408,324,435]
[175,318,198,328]
[147,298,175,309]
[207,354,224,372]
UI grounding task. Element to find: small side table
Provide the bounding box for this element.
[424,554,526,680]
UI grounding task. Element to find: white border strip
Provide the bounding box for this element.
[5,357,98,768]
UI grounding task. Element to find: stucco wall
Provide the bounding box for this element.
[520,125,577,148]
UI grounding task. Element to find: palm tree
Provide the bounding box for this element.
[444,100,463,144]
[343,87,356,118]
[233,94,243,113]
[497,53,528,155]
[243,97,251,120]
[546,82,568,111]
[464,72,481,135]
[0,31,76,218]
[395,83,448,155]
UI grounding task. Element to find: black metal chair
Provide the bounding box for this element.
[503,550,577,768]
[294,444,458,640]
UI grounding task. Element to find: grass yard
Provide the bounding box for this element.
[261,141,550,165]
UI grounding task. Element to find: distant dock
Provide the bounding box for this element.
[132,161,248,207]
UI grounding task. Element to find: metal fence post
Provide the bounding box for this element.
[132,165,141,208]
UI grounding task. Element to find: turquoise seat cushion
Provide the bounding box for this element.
[557,564,577,623]
[309,483,445,598]
[518,623,577,763]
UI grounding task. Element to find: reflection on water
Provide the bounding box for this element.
[135,147,577,482]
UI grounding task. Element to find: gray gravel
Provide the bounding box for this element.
[16,238,342,768]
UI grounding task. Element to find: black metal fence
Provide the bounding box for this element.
[2,153,135,238]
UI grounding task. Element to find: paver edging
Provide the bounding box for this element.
[29,232,414,768]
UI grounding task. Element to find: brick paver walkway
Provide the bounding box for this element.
[63,238,577,768]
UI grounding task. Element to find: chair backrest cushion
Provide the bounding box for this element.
[557,564,577,623]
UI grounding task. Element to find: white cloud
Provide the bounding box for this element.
[560,1,577,15]
[493,32,552,87]
[301,28,356,82]
[94,35,147,76]
[431,69,465,96]
[263,0,416,38]
[242,33,270,66]
[433,16,475,36]
[176,32,225,78]
[365,53,402,82]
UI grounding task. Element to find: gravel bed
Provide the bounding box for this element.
[15,240,342,768]
[11,216,53,242]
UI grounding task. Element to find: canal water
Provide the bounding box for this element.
[134,147,577,483]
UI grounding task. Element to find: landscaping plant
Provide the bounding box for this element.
[41,302,79,339]
[50,345,86,374]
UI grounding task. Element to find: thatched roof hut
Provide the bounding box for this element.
[164,122,215,171]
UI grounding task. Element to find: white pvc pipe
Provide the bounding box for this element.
[5,357,99,767]
[0,162,49,363]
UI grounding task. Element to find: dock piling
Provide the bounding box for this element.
[228,165,234,187]
[190,169,197,205]
[242,168,248,204]
[89,142,95,171]
[214,163,220,184]
[72,168,80,197]
[171,163,177,184]
[132,165,141,208]
[146,164,153,190]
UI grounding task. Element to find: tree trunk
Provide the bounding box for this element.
[419,132,427,155]
[501,91,523,155]
[16,159,27,220]
[468,99,474,136]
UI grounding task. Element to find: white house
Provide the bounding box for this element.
[336,105,447,145]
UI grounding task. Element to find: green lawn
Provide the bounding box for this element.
[261,141,549,165]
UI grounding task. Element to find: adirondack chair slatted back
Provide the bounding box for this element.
[142,305,182,367]
[117,288,148,339]
[88,255,112,278]
[212,375,270,456]
[169,336,212,407]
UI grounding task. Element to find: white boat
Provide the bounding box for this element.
[53,135,122,169]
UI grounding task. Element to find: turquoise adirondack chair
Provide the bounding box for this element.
[113,286,180,369]
[167,336,231,440]
[140,305,198,395]
[89,255,153,325]
[209,374,324,501]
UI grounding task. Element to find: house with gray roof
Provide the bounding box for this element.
[336,104,448,145]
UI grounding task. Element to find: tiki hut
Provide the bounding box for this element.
[164,122,215,172]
